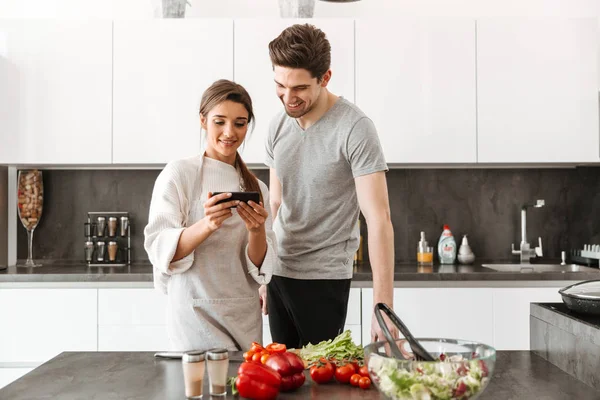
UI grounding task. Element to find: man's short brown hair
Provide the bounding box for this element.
[268,24,331,81]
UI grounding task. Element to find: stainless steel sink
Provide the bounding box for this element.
[482,264,600,273]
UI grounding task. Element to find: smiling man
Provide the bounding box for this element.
[263,24,398,347]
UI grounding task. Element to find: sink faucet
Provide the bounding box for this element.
[511,199,545,263]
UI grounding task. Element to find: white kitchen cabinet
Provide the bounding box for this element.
[356,18,477,164]
[477,18,599,163]
[234,19,355,165]
[492,287,562,350]
[361,288,494,347]
[0,368,33,390]
[98,288,169,351]
[0,20,112,164]
[98,326,169,351]
[0,289,97,363]
[113,19,234,164]
[98,288,167,325]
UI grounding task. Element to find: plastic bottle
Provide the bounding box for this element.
[438,225,457,264]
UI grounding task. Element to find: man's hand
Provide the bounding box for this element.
[259,285,268,315]
[371,306,399,343]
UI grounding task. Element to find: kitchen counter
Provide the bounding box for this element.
[1,260,598,288]
[531,303,600,390]
[1,351,598,399]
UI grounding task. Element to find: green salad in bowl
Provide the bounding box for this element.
[364,338,496,400]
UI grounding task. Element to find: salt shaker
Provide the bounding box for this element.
[182,350,205,399]
[96,216,106,237]
[206,348,229,396]
[96,241,106,262]
[84,241,94,263]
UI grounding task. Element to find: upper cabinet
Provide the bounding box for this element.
[477,18,599,163]
[0,20,112,164]
[234,19,355,165]
[356,19,477,164]
[112,19,233,164]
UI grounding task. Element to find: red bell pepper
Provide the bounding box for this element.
[235,361,281,400]
[264,352,306,392]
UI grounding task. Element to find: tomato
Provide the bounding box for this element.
[260,354,270,364]
[350,373,362,387]
[265,343,287,354]
[252,352,263,363]
[358,376,371,390]
[251,342,265,353]
[453,381,467,397]
[243,351,255,362]
[350,361,360,374]
[334,364,354,384]
[236,362,281,400]
[358,365,369,378]
[309,358,335,384]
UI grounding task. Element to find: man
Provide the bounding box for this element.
[262,23,397,347]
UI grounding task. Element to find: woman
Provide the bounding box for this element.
[144,79,275,352]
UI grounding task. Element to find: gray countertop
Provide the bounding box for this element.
[0,351,598,399]
[1,260,599,285]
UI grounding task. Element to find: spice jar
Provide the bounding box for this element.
[182,350,206,399]
[206,348,229,396]
[108,217,118,237]
[107,241,118,262]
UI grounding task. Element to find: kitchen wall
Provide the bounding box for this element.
[17,167,600,263]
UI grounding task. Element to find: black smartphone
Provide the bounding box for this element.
[213,192,260,208]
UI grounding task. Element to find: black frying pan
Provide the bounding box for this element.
[559,280,600,315]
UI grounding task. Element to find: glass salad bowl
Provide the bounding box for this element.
[364,338,496,400]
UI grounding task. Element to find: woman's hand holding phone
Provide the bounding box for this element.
[203,192,240,232]
[237,200,268,234]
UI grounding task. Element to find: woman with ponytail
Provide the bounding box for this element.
[144,79,275,352]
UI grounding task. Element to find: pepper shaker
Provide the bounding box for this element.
[206,348,229,396]
[108,217,117,237]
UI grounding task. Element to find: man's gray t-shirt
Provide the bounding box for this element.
[265,97,388,280]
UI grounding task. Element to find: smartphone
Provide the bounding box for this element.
[213,192,260,208]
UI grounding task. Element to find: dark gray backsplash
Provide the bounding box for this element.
[17,167,600,263]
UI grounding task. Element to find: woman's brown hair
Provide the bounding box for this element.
[268,23,331,81]
[199,79,262,202]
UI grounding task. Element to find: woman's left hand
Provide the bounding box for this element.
[237,200,268,233]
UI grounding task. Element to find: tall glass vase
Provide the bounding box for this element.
[17,170,43,267]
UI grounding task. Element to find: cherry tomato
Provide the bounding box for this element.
[358,376,371,390]
[252,352,263,363]
[350,373,361,387]
[261,354,270,364]
[251,342,265,353]
[265,343,287,354]
[334,364,354,384]
[243,351,255,362]
[358,365,369,378]
[350,361,360,374]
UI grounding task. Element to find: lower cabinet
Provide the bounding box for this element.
[492,287,562,350]
[98,288,169,351]
[362,286,566,350]
[0,288,97,363]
